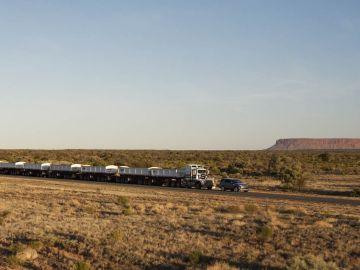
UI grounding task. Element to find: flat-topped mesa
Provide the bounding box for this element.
[268,138,360,150]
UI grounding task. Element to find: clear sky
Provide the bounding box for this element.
[0,1,359,150]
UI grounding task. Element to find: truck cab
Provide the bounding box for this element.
[181,164,214,189]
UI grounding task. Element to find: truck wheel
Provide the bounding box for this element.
[195,182,201,189]
[221,187,225,191]
[234,187,240,192]
[207,187,212,190]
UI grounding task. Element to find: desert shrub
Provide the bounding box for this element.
[74,261,91,270]
[122,207,134,216]
[257,225,273,242]
[287,254,338,270]
[117,195,129,207]
[216,205,242,214]
[268,155,307,190]
[293,177,307,191]
[9,243,26,254]
[189,250,204,265]
[116,195,133,215]
[6,256,22,267]
[207,262,238,270]
[351,188,360,197]
[318,152,332,162]
[0,210,11,225]
[28,240,43,251]
[244,203,258,215]
[225,164,241,174]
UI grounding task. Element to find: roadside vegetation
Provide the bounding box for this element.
[0,149,359,195]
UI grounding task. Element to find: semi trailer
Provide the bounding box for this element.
[0,162,214,189]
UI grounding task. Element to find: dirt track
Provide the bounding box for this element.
[1,175,360,206]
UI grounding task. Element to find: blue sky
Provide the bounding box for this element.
[0,1,359,149]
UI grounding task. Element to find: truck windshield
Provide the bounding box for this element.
[198,170,206,174]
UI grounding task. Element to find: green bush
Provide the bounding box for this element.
[0,210,11,225]
[189,250,204,265]
[122,207,134,216]
[117,195,129,207]
[268,155,307,190]
[75,261,91,270]
[6,256,22,267]
[29,240,44,251]
[257,225,273,242]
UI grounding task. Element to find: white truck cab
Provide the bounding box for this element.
[180,164,213,189]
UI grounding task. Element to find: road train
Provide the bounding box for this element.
[0,161,214,189]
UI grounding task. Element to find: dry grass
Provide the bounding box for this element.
[0,176,359,269]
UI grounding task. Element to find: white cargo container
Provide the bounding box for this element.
[15,162,26,169]
[41,163,51,171]
[105,165,118,174]
[70,164,82,172]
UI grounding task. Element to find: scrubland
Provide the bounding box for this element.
[239,174,360,196]
[1,150,360,176]
[1,176,359,270]
[1,149,360,196]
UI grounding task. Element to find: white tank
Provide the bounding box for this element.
[148,167,162,170]
[15,162,26,169]
[105,165,118,174]
[70,164,82,172]
[41,163,51,171]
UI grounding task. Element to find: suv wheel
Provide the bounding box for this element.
[233,187,239,192]
[221,186,225,191]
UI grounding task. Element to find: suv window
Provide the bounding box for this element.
[231,180,242,183]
